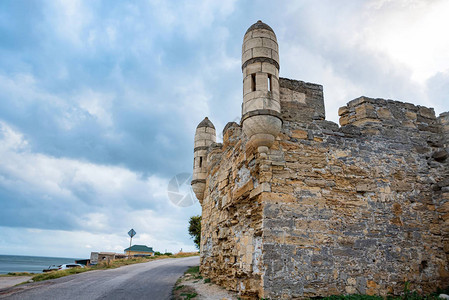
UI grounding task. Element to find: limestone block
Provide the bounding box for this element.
[356,182,377,192]
[291,129,308,139]
[271,89,280,102]
[252,47,271,59]
[242,49,252,63]
[391,181,412,192]
[355,103,377,119]
[232,180,253,200]
[405,111,417,120]
[418,106,436,119]
[271,76,279,92]
[244,37,263,52]
[402,120,417,128]
[280,87,306,104]
[338,106,349,116]
[377,107,393,119]
[271,49,279,64]
[196,127,206,134]
[194,139,206,147]
[244,62,262,77]
[256,73,268,91]
[262,37,278,51]
[251,29,276,40]
[339,115,351,126]
[438,202,449,214]
[243,75,252,96]
[243,32,252,43]
[352,118,381,127]
[195,132,213,140]
[249,182,271,198]
[243,98,280,115]
[243,90,274,103]
[261,62,277,75]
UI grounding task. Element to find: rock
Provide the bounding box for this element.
[433,150,448,162]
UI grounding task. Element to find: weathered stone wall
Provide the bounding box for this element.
[261,95,448,298]
[200,122,265,298]
[198,80,449,299]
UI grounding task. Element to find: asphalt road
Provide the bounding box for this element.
[0,256,200,300]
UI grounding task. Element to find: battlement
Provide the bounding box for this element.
[339,96,439,134]
[279,77,325,123]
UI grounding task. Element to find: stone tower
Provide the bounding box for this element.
[241,20,282,155]
[191,117,216,203]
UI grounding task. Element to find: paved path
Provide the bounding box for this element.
[0,256,199,300]
[0,277,32,289]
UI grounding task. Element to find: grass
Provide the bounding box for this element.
[184,266,199,275]
[0,272,36,277]
[184,266,203,280]
[29,252,199,283]
[32,267,89,282]
[323,296,383,300]
[321,286,449,300]
[172,265,202,299]
[180,292,197,299]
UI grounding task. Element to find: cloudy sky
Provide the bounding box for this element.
[0,0,448,258]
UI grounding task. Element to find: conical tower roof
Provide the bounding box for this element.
[245,20,275,35]
[196,117,215,129]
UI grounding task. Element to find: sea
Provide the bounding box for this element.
[0,254,81,274]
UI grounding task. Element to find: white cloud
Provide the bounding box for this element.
[76,89,114,127]
[0,226,196,258]
[361,0,449,83]
[0,122,200,256]
[45,0,92,46]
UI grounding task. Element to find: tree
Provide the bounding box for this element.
[188,215,201,249]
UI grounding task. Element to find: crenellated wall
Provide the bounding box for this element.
[260,93,448,298]
[196,79,448,299]
[194,21,448,300]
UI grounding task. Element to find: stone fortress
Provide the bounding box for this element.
[191,21,449,299]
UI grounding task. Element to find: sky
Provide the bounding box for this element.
[0,0,448,258]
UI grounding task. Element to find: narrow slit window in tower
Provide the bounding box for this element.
[268,74,272,92]
[199,156,203,168]
[251,74,256,91]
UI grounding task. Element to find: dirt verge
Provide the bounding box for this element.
[172,266,238,300]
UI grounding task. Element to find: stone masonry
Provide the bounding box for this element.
[191,21,449,299]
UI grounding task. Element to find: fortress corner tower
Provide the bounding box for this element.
[241,20,282,155]
[191,117,216,203]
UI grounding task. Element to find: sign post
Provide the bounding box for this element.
[127,229,136,258]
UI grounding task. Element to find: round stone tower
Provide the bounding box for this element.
[241,20,282,155]
[191,117,216,203]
